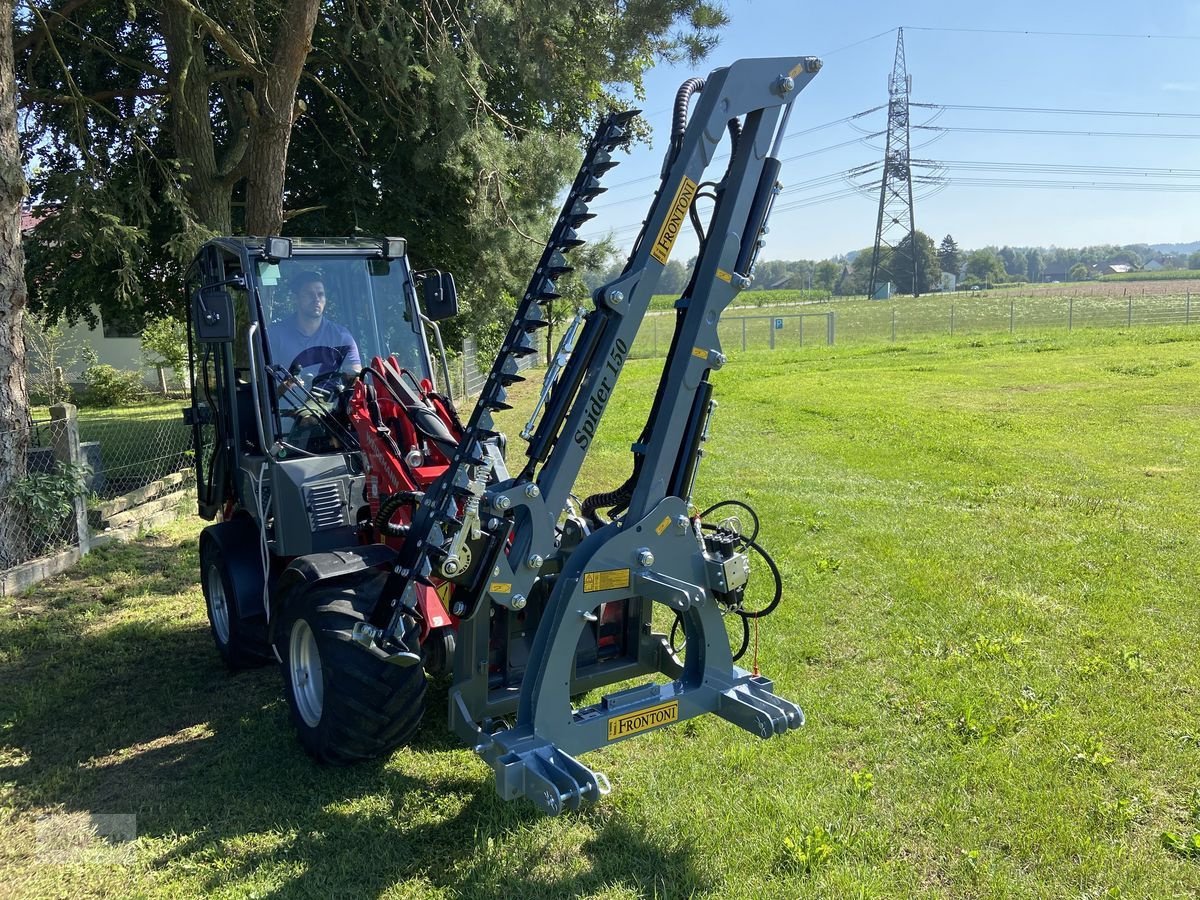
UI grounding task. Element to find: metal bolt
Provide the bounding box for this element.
[676,515,689,533]
[451,601,466,616]
[735,275,752,290]
[527,554,544,570]
[608,289,624,305]
[774,75,795,95]
[525,484,540,498]
[637,549,655,567]
[442,557,461,576]
[512,594,527,610]
[712,352,727,369]
[495,495,512,510]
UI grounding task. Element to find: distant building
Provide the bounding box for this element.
[1144,259,1165,271]
[1041,264,1071,283]
[1099,263,1134,276]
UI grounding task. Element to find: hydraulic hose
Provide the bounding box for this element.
[374,490,424,537]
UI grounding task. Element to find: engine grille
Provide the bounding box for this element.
[305,481,348,531]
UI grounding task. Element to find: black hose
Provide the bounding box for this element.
[698,499,761,544]
[735,535,783,619]
[374,491,423,537]
[671,77,706,147]
[671,609,751,662]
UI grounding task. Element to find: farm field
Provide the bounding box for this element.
[3,326,1200,897]
[636,277,1200,358]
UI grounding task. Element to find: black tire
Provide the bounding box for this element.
[278,571,427,764]
[199,530,271,669]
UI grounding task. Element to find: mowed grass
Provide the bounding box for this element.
[4,327,1200,897]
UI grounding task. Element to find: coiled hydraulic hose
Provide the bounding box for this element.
[374,490,424,537]
[669,500,782,662]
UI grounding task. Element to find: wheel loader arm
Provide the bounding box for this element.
[363,56,822,813]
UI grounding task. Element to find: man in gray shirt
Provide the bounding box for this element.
[270,271,361,394]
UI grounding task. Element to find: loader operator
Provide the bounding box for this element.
[270,270,362,398]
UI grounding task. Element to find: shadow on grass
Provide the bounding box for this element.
[0,534,710,898]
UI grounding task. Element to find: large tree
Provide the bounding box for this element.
[1,0,29,556]
[18,0,728,334]
[892,230,940,296]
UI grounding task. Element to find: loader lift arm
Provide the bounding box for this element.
[364,56,822,813]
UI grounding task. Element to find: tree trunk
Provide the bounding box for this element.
[242,0,320,236]
[0,0,30,563]
[162,4,232,233]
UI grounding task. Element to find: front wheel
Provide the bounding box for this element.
[278,572,427,764]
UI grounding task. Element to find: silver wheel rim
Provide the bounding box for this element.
[289,618,324,728]
[206,563,231,645]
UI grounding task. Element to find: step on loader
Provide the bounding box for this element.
[185,55,821,813]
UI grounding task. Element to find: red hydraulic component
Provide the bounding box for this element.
[347,356,464,639]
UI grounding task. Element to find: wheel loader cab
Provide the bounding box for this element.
[185,236,452,542]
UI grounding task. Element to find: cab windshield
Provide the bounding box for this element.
[256,256,430,382]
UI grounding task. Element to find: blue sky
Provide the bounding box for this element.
[577,1,1200,263]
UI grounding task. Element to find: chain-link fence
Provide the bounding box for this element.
[621,284,1200,358]
[450,337,540,402]
[69,406,194,501]
[2,403,195,593]
[0,415,86,577]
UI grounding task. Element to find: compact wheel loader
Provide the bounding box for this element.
[185,55,821,813]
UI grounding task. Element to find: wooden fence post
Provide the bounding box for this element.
[49,403,90,556]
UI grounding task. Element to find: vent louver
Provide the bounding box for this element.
[305,481,347,531]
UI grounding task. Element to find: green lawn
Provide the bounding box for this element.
[4,327,1200,897]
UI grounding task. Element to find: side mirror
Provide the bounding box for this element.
[421,271,459,322]
[192,288,236,343]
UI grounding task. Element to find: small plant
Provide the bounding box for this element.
[776,825,836,874]
[814,556,841,574]
[959,848,982,882]
[5,463,89,559]
[1095,796,1140,834]
[1068,738,1115,772]
[1118,648,1151,676]
[849,769,874,797]
[1161,831,1200,859]
[951,704,991,745]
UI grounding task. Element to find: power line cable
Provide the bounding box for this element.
[914,125,1200,139]
[912,102,1200,120]
[904,25,1200,41]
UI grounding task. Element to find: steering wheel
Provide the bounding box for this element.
[281,345,352,397]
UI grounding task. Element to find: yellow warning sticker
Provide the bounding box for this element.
[489,582,512,594]
[655,515,672,535]
[651,176,698,265]
[608,701,679,740]
[716,268,732,283]
[583,568,630,593]
[691,346,709,360]
[435,582,453,605]
[789,61,804,78]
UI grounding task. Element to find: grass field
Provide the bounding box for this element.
[635,278,1200,359]
[4,326,1200,897]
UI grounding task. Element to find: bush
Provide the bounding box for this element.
[4,463,89,561]
[81,363,145,407]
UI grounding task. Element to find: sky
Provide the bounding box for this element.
[575,0,1200,264]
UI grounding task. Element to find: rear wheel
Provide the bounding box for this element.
[200,530,270,669]
[278,572,427,764]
